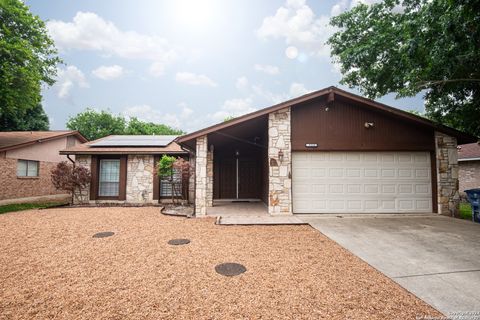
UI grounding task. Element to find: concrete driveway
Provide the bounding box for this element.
[300,214,480,316]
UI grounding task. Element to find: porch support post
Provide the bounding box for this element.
[435,131,460,216]
[268,107,292,215]
[195,135,213,216]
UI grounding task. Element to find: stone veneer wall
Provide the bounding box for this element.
[195,135,213,216]
[74,155,91,204]
[126,155,154,203]
[268,107,292,215]
[435,131,460,216]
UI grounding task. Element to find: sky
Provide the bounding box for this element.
[26,0,425,133]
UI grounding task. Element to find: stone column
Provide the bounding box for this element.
[74,155,91,204]
[268,107,292,215]
[195,135,213,216]
[126,155,154,203]
[435,131,460,216]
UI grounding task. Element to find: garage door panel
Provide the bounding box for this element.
[292,152,432,213]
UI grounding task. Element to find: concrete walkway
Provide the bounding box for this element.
[217,215,306,225]
[300,214,480,316]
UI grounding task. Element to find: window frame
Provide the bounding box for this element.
[16,159,39,178]
[98,159,121,198]
[92,155,127,201]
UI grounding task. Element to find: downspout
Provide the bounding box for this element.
[67,154,75,166]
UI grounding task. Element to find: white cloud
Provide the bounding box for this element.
[331,0,349,16]
[289,82,311,97]
[55,66,89,99]
[92,65,124,80]
[211,98,256,122]
[149,62,166,77]
[257,0,336,57]
[47,12,178,76]
[254,64,280,75]
[178,102,194,118]
[236,76,249,90]
[123,104,183,129]
[175,72,217,87]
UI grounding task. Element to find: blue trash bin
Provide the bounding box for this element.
[465,189,480,223]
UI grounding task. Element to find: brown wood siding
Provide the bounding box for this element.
[153,155,160,200]
[118,155,127,200]
[291,97,435,151]
[90,155,98,200]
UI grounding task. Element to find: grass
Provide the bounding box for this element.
[0,201,68,214]
[459,202,473,220]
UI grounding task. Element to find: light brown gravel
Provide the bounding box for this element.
[0,207,442,319]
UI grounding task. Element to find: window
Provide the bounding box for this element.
[17,160,39,177]
[99,159,120,197]
[160,168,182,197]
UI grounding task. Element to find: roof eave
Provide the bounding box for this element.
[176,86,478,145]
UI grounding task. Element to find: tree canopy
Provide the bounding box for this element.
[66,108,185,141]
[328,0,480,136]
[0,0,60,130]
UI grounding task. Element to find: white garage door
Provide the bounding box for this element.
[292,152,432,213]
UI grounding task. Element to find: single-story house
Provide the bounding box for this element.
[0,131,87,205]
[60,135,191,204]
[177,86,476,216]
[458,142,480,197]
[64,87,477,216]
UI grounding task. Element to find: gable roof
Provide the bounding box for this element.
[458,143,480,161]
[60,135,187,155]
[177,86,477,145]
[0,131,87,153]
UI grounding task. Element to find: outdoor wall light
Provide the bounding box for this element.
[364,122,375,129]
[235,150,240,157]
[278,150,284,162]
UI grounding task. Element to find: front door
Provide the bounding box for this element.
[238,158,259,198]
[216,155,261,199]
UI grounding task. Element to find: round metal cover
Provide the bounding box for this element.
[215,263,247,277]
[168,238,191,245]
[93,231,114,238]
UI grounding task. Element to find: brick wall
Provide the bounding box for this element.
[459,160,480,197]
[0,158,67,201]
[268,107,292,215]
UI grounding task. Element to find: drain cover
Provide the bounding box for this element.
[93,231,114,238]
[215,263,247,276]
[168,238,190,245]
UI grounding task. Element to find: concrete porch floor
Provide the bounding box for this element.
[207,200,306,225]
[207,200,268,217]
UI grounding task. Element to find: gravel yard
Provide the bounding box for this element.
[0,207,441,319]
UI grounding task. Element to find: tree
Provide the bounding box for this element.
[125,117,184,135]
[66,109,184,140]
[156,155,191,204]
[51,161,91,204]
[0,0,60,130]
[66,109,126,141]
[1,103,49,131]
[328,0,480,136]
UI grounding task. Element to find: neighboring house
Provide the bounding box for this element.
[177,86,477,216]
[0,131,87,205]
[458,142,480,196]
[60,135,190,204]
